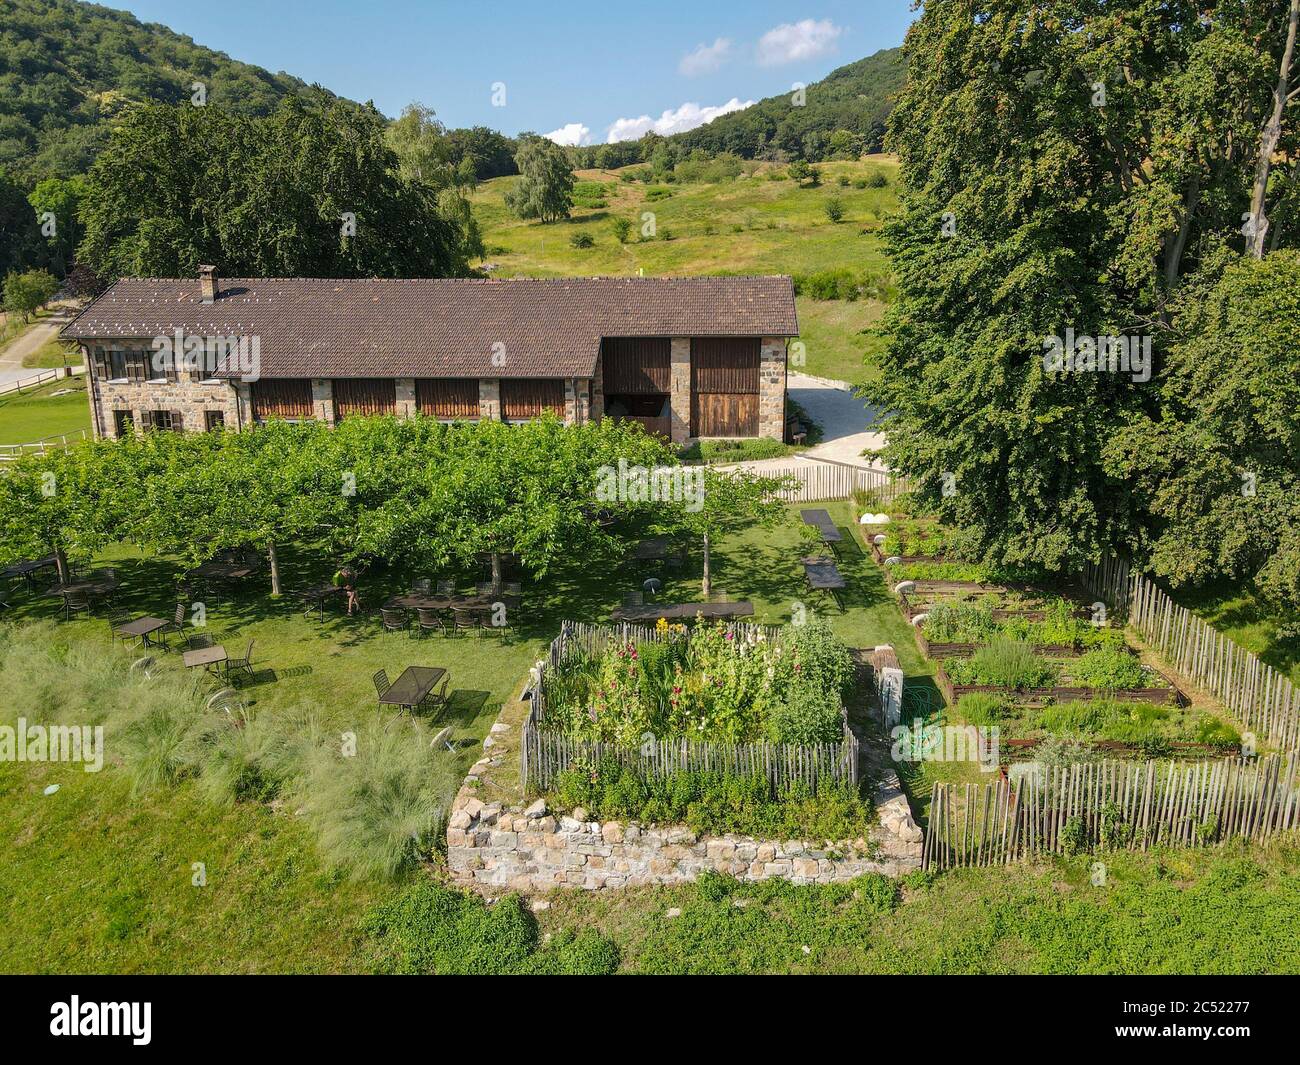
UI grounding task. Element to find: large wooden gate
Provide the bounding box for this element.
[691,337,759,437]
[501,379,565,420]
[333,378,396,419]
[251,378,313,421]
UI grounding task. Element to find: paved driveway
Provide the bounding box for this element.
[0,309,78,388]
[788,373,887,467]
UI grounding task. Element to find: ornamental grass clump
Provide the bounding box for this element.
[945,638,1059,689]
[0,621,458,881]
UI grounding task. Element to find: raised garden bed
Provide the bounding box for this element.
[1003,737,1236,760]
[934,661,1187,709]
[916,630,1082,659]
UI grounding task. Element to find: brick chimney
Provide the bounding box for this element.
[198,264,217,304]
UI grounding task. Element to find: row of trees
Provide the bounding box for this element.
[0,416,790,600]
[872,0,1300,611]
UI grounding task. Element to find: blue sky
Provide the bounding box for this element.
[121,1,914,142]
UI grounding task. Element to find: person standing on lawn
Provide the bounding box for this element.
[333,564,360,616]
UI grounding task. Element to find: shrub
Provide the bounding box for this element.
[644,186,672,201]
[568,231,595,249]
[571,181,608,209]
[865,170,889,188]
[792,267,889,302]
[548,758,872,839]
[0,622,461,882]
[823,196,845,223]
[837,174,850,187]
[542,620,853,747]
[611,216,632,242]
[292,726,457,881]
[362,877,620,975]
[1195,715,1242,747]
[1070,646,1147,690]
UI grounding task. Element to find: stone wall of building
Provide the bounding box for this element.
[478,378,501,421]
[759,337,788,441]
[590,351,605,422]
[82,342,245,439]
[395,378,417,418]
[669,337,691,444]
[310,379,336,425]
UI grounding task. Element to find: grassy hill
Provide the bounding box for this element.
[471,157,900,384]
[0,0,350,181]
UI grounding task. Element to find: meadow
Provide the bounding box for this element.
[470,158,899,385]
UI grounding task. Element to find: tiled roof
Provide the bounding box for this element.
[62,276,799,379]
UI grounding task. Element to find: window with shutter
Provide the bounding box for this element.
[110,350,127,380]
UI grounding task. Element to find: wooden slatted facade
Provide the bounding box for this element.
[691,337,760,437]
[416,378,479,419]
[333,378,396,419]
[251,378,313,421]
[501,379,565,420]
[602,337,671,394]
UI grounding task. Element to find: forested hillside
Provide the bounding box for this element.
[667,47,905,160]
[0,0,347,181]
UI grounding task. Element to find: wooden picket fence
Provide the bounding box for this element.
[736,459,909,505]
[924,753,1300,870]
[521,621,857,795]
[1083,558,1300,751]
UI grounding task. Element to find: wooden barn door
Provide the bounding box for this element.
[690,337,759,437]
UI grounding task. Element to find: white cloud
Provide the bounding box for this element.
[756,18,843,67]
[544,122,591,147]
[679,37,732,77]
[605,98,755,143]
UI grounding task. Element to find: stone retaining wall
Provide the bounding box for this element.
[446,719,922,895]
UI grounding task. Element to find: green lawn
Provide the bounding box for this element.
[795,296,885,385]
[531,844,1300,974]
[0,376,91,444]
[1169,580,1300,686]
[472,158,899,387]
[0,501,936,972]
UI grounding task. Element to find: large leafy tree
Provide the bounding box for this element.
[420,416,677,591]
[504,136,574,223]
[0,167,47,277]
[78,98,469,280]
[1106,250,1300,610]
[873,0,1299,574]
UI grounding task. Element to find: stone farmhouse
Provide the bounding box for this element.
[63,268,799,444]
